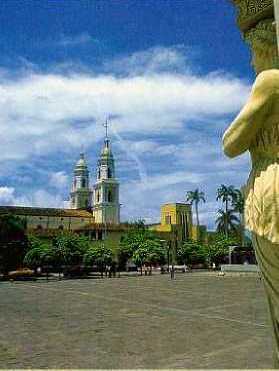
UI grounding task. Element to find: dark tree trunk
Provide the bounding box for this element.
[225,199,228,238]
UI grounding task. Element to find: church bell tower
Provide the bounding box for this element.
[70,153,92,209]
[92,122,120,224]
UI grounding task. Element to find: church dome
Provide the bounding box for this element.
[74,153,89,173]
[101,139,113,158]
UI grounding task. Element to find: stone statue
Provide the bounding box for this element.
[224,0,279,366]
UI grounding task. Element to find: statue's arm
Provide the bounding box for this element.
[223,70,277,158]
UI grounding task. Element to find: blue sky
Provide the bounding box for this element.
[0,0,255,229]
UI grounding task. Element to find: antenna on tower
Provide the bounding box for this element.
[80,143,85,157]
[103,118,109,139]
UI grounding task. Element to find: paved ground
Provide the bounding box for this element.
[0,272,274,369]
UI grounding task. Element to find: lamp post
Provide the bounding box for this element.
[170,229,178,280]
[159,239,168,273]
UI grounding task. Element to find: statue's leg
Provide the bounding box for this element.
[252,234,279,368]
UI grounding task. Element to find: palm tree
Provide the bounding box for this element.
[232,189,245,245]
[186,189,206,239]
[215,209,240,235]
[216,185,238,237]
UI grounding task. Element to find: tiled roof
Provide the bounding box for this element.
[0,206,93,218]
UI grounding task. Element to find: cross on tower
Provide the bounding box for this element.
[103,119,109,139]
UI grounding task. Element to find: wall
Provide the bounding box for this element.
[18,215,94,232]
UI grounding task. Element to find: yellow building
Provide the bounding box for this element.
[191,224,208,243]
[149,203,193,247]
[149,202,207,246]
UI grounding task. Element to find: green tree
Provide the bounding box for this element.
[176,240,206,267]
[118,221,156,268]
[186,189,206,230]
[0,214,28,275]
[24,237,53,272]
[231,189,245,246]
[83,244,113,277]
[215,209,240,236]
[132,239,166,275]
[147,240,166,267]
[206,234,238,266]
[216,185,238,237]
[52,232,90,268]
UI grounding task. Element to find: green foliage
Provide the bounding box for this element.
[24,232,93,271]
[119,220,166,269]
[177,240,206,266]
[132,239,166,267]
[52,232,91,266]
[118,221,157,265]
[216,185,237,205]
[27,235,51,250]
[0,214,28,274]
[186,188,206,228]
[215,209,240,235]
[216,185,242,238]
[83,244,113,267]
[231,189,245,214]
[24,243,53,269]
[132,245,149,267]
[206,234,238,265]
[0,214,26,243]
[186,189,206,205]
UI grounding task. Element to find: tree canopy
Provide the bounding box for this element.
[177,240,206,266]
[24,236,52,269]
[52,232,91,267]
[83,244,113,268]
[0,214,28,274]
[186,188,205,228]
[206,234,238,265]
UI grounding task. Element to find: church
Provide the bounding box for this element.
[0,131,124,242]
[70,133,120,225]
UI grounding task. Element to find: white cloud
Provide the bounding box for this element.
[0,186,66,208]
[106,45,192,75]
[54,32,95,47]
[49,171,69,190]
[0,69,250,163]
[0,46,252,227]
[0,187,17,204]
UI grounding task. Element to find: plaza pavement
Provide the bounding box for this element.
[0,272,273,369]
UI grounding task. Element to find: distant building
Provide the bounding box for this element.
[149,203,192,253]
[92,136,120,224]
[70,132,120,225]
[149,202,208,250]
[150,203,192,239]
[70,153,92,210]
[0,206,94,234]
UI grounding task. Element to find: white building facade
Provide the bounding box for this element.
[92,137,120,224]
[70,153,92,210]
[70,136,120,225]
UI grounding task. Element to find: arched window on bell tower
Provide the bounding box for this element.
[107,167,112,178]
[108,190,113,203]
